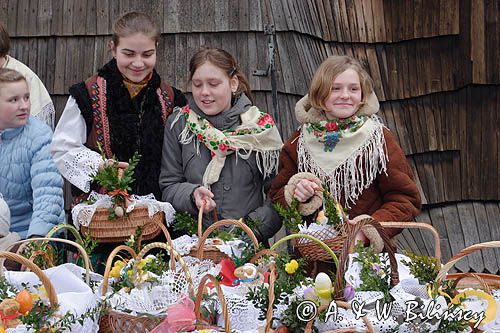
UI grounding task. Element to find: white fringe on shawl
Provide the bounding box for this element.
[298,116,388,208]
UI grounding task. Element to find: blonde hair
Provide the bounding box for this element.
[0,68,26,85]
[308,55,374,111]
[189,47,253,102]
[110,12,160,49]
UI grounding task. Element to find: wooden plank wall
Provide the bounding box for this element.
[2,0,499,272]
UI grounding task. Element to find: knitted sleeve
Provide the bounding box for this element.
[28,123,65,237]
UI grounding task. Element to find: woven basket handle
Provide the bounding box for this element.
[196,218,259,260]
[248,249,278,332]
[194,274,231,332]
[197,202,219,238]
[102,245,137,295]
[334,218,398,299]
[304,301,375,333]
[0,251,58,309]
[133,242,195,298]
[436,241,500,283]
[11,237,92,285]
[451,272,491,294]
[270,233,339,268]
[150,217,177,270]
[379,222,441,260]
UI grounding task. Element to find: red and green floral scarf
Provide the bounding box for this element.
[178,105,283,186]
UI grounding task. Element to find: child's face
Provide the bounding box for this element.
[0,80,30,130]
[111,33,156,83]
[323,68,362,120]
[191,61,239,116]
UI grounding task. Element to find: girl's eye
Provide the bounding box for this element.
[351,87,360,91]
[332,87,341,91]
[209,82,219,87]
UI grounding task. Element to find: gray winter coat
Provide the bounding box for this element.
[159,95,282,243]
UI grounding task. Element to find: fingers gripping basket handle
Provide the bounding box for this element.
[436,241,500,283]
[334,218,398,299]
[0,251,58,309]
[196,218,259,260]
[133,242,195,298]
[12,237,92,285]
[198,202,219,238]
[304,302,375,333]
[194,274,231,332]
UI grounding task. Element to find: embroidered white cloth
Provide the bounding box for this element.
[71,192,175,229]
[4,263,102,333]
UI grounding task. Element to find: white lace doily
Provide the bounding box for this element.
[344,253,414,289]
[109,270,191,316]
[172,234,246,258]
[71,192,175,229]
[297,223,339,240]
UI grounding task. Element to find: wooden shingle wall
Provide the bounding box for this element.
[2,0,499,272]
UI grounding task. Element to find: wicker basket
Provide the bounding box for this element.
[188,205,259,263]
[295,222,349,262]
[80,205,164,243]
[101,242,195,333]
[435,241,500,332]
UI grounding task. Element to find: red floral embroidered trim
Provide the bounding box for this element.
[91,77,112,158]
[156,87,173,125]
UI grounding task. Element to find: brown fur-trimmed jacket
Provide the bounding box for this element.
[269,127,421,239]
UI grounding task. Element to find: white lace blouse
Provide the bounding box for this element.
[51,96,102,192]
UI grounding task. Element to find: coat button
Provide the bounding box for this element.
[223,185,231,191]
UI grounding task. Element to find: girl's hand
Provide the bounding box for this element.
[293,179,320,203]
[348,214,372,246]
[100,159,129,171]
[193,186,216,211]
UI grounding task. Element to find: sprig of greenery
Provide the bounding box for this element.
[323,190,343,228]
[353,242,392,303]
[401,250,439,285]
[274,199,303,233]
[125,226,144,254]
[247,252,307,324]
[173,211,198,235]
[93,146,141,192]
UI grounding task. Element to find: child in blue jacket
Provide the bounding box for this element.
[0,68,64,239]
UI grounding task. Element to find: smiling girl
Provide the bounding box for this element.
[159,47,283,245]
[0,68,64,239]
[51,12,187,205]
[270,55,421,251]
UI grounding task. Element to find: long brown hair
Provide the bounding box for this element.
[0,22,10,58]
[189,47,253,102]
[309,55,374,112]
[110,12,160,49]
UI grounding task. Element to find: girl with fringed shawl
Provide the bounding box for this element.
[51,12,187,206]
[270,55,421,253]
[159,48,283,246]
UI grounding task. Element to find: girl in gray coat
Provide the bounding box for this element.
[160,48,283,245]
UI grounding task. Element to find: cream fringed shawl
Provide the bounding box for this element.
[295,93,388,207]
